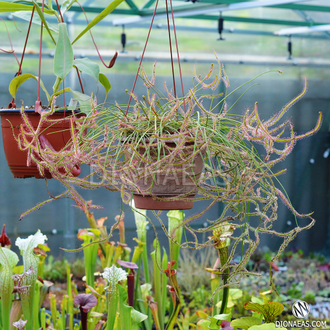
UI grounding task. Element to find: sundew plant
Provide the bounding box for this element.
[17,59,322,286]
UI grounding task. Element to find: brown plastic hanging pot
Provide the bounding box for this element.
[125,140,204,210]
[0,108,82,179]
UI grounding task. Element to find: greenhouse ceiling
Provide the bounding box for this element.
[68,0,330,38]
[2,0,330,68]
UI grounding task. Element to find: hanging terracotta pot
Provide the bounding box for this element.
[0,109,82,179]
[125,140,204,210]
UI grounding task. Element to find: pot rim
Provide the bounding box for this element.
[0,108,81,114]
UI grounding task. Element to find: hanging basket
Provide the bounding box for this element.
[124,139,204,210]
[0,109,82,179]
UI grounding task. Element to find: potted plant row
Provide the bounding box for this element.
[0,0,123,178]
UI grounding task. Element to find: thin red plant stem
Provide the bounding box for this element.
[169,0,186,112]
[76,68,85,94]
[18,6,35,77]
[125,0,160,115]
[37,0,45,105]
[0,18,20,68]
[77,1,118,69]
[61,80,66,143]
[55,0,64,22]
[165,0,177,98]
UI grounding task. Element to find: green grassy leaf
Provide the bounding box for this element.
[32,0,56,44]
[99,73,111,95]
[244,302,284,323]
[118,284,132,330]
[249,323,287,330]
[230,317,262,329]
[52,87,72,98]
[0,1,53,13]
[60,0,76,14]
[9,73,50,102]
[54,23,74,80]
[72,0,125,44]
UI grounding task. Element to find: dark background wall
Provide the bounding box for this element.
[0,70,329,259]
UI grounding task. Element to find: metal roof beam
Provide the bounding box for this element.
[124,0,139,12]
[179,0,330,13]
[142,0,157,10]
[187,15,327,27]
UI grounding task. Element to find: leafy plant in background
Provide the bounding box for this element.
[0,0,121,110]
[2,203,329,330]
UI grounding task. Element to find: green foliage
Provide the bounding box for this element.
[230,316,262,329]
[72,0,125,44]
[286,281,304,299]
[54,23,74,80]
[249,324,287,330]
[244,301,284,323]
[73,58,100,82]
[9,74,50,101]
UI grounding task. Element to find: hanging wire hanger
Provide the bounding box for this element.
[125,0,186,115]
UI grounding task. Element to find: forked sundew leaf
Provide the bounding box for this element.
[230,316,262,329]
[244,302,284,323]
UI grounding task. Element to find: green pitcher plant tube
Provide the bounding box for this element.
[102,264,128,330]
[15,230,47,330]
[0,246,19,330]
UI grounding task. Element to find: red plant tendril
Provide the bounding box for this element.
[36,0,45,113]
[0,17,21,108]
[126,0,186,114]
[55,0,64,22]
[0,18,20,68]
[77,1,118,69]
[17,6,35,78]
[169,0,185,112]
[125,0,160,115]
[165,0,177,98]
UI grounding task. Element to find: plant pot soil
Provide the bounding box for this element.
[127,140,204,210]
[0,109,82,179]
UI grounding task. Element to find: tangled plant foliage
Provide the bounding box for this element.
[18,59,322,286]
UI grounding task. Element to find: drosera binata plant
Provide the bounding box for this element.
[13,60,323,330]
[17,61,322,287]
